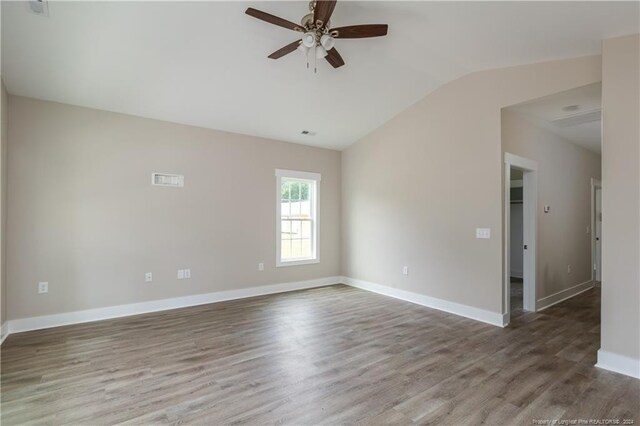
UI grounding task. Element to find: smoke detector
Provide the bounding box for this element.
[29,0,49,17]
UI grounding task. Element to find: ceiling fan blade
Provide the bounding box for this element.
[325,48,345,68]
[245,8,304,32]
[268,40,301,59]
[331,24,388,39]
[314,0,337,27]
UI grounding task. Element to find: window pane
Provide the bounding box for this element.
[301,199,311,218]
[281,220,291,238]
[290,182,300,201]
[281,200,290,218]
[300,182,309,201]
[301,221,311,239]
[292,220,301,239]
[291,239,302,259]
[301,239,312,258]
[281,181,290,201]
[281,238,291,259]
[291,201,301,218]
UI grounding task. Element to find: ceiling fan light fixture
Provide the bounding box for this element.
[320,34,335,50]
[297,43,310,55]
[316,45,328,59]
[302,31,317,48]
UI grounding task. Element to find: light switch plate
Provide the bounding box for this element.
[184,269,191,279]
[145,272,153,283]
[476,228,491,239]
[38,282,49,294]
[177,269,185,279]
[258,263,264,271]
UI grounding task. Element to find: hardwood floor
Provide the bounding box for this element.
[1,285,638,425]
[510,278,524,312]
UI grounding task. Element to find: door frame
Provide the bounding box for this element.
[504,153,538,322]
[590,178,602,283]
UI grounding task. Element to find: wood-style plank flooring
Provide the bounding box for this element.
[1,285,638,425]
[510,278,524,311]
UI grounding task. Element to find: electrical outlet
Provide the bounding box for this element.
[145,272,153,282]
[402,266,409,276]
[177,269,185,279]
[258,262,264,271]
[38,282,48,294]
[184,269,191,279]
[567,265,572,274]
[476,228,491,239]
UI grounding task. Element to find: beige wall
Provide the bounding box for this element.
[600,34,640,362]
[7,96,341,320]
[342,55,601,314]
[502,109,601,300]
[5,43,636,355]
[1,81,7,326]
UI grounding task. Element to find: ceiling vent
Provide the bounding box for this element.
[152,173,184,187]
[551,109,601,128]
[28,0,49,17]
[561,104,580,113]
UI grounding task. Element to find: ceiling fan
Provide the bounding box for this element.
[245,0,388,70]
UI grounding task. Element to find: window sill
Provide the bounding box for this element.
[276,258,320,267]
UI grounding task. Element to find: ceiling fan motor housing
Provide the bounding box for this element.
[301,13,314,28]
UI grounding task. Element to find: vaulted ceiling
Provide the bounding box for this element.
[2,1,638,150]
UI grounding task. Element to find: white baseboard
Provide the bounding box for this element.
[0,321,8,345]
[596,349,640,379]
[341,276,505,327]
[500,312,510,327]
[8,276,342,335]
[536,280,594,311]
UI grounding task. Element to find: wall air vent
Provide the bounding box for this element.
[152,173,184,187]
[29,0,49,17]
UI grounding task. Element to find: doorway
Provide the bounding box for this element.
[591,178,602,284]
[504,153,538,322]
[509,169,524,312]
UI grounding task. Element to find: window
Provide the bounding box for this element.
[276,169,320,267]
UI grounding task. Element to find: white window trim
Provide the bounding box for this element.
[275,169,321,267]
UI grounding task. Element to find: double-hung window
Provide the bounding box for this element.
[276,169,320,267]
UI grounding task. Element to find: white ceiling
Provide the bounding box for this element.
[508,83,602,154]
[2,1,637,150]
